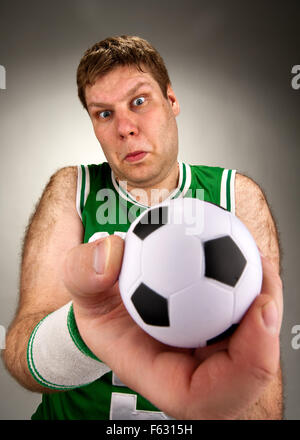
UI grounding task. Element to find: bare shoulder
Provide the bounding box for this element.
[235,173,280,272]
[23,165,81,257]
[235,173,267,219]
[25,166,79,237]
[51,165,78,186]
[36,166,78,212]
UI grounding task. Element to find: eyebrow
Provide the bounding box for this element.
[87,81,152,109]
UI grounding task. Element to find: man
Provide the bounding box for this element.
[2,35,283,420]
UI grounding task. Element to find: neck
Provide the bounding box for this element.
[117,161,179,207]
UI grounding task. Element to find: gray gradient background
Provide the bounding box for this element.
[0,0,299,420]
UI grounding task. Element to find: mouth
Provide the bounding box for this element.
[124,151,148,163]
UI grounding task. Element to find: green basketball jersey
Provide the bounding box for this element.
[31,161,236,420]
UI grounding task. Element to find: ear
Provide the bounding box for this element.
[167,84,180,116]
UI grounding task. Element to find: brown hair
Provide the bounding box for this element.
[76,35,171,110]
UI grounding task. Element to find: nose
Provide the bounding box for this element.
[116,111,139,139]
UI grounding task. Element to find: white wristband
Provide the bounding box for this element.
[27,301,111,390]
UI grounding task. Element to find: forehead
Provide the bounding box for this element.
[85,65,161,107]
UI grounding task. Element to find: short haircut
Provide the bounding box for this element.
[76,35,171,110]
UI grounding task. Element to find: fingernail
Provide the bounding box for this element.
[93,239,107,274]
[262,300,278,335]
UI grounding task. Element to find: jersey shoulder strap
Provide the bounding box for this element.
[189,164,236,214]
[76,162,112,220]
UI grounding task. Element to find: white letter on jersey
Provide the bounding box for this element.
[110,373,172,420]
[110,393,170,420]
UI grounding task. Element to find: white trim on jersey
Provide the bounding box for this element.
[181,162,192,197]
[220,169,229,211]
[76,165,82,220]
[76,165,90,220]
[220,168,236,214]
[84,165,90,210]
[230,169,236,215]
[111,161,191,208]
[111,170,147,208]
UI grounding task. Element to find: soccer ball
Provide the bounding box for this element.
[119,198,262,348]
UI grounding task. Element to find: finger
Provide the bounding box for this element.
[63,235,124,302]
[260,255,283,327]
[229,293,280,375]
[183,257,283,419]
[227,254,283,369]
[220,294,280,417]
[183,295,280,419]
[224,256,282,405]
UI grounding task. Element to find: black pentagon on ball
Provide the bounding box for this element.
[133,206,169,240]
[204,235,246,287]
[131,282,170,326]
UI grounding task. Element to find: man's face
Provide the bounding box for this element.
[85,65,180,189]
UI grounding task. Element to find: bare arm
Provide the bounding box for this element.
[235,173,283,419]
[2,166,83,392]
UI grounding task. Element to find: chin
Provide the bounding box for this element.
[122,160,154,179]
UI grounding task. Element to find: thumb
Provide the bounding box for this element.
[229,293,281,382]
[227,254,282,388]
[195,257,282,419]
[63,235,124,304]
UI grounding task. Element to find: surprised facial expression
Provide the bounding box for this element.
[85,65,180,189]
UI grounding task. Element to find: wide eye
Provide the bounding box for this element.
[99,110,111,119]
[133,96,145,107]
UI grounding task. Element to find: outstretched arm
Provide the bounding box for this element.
[234,172,283,419]
[2,166,83,392]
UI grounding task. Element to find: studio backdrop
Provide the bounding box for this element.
[0,0,299,420]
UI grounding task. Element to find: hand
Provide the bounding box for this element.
[63,235,283,420]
